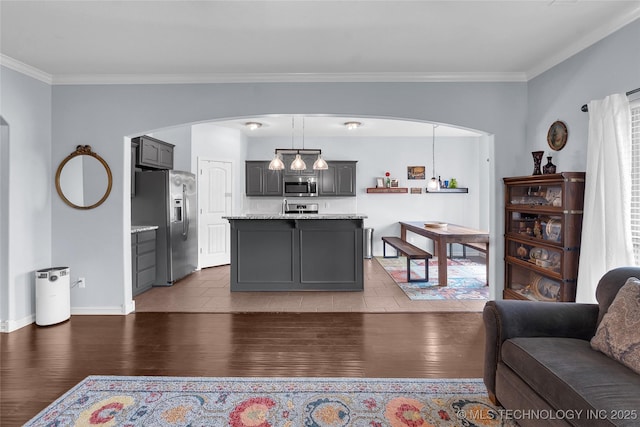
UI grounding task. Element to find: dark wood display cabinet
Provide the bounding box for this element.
[503,172,585,302]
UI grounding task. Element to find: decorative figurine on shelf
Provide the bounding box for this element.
[385,171,391,188]
[532,151,544,175]
[543,155,557,174]
[449,178,458,188]
[517,244,529,258]
[533,219,542,239]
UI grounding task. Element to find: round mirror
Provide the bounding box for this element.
[55,145,113,210]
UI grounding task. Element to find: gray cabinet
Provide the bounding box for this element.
[133,135,174,170]
[245,161,283,196]
[132,229,157,296]
[319,161,357,196]
[228,218,364,291]
[131,142,138,197]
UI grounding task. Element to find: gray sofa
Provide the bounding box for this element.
[483,267,640,427]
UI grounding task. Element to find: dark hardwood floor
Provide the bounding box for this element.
[1,312,485,426]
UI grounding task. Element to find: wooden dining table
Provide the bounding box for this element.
[399,221,490,286]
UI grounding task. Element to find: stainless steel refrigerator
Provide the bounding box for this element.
[132,170,197,286]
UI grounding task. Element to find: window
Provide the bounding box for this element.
[631,99,640,264]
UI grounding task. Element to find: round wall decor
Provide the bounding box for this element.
[547,120,568,151]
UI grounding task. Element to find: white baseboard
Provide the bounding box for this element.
[71,305,131,315]
[1,301,136,333]
[0,314,35,333]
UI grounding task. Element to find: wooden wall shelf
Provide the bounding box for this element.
[366,187,408,193]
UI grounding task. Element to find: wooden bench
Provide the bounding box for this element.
[447,241,489,286]
[448,242,487,258]
[381,236,433,282]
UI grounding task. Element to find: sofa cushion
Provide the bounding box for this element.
[591,277,640,375]
[502,337,640,422]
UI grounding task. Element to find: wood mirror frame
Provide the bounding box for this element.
[55,145,113,210]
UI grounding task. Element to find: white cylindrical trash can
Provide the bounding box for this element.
[35,267,70,326]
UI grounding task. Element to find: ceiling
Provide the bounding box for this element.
[2,1,638,138]
[205,115,483,138]
[1,1,639,84]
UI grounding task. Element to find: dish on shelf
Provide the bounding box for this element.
[536,259,552,268]
[510,196,548,205]
[544,219,562,242]
[531,275,560,301]
[424,222,447,229]
[545,187,562,207]
[529,247,549,261]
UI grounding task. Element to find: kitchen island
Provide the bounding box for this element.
[223,214,367,291]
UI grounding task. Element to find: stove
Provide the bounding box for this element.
[284,202,319,214]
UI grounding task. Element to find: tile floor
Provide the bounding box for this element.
[134,257,488,313]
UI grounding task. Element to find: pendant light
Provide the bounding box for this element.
[269,117,295,171]
[311,118,328,170]
[290,153,306,170]
[290,116,307,170]
[313,154,328,170]
[427,124,440,191]
[268,152,284,170]
[268,116,329,171]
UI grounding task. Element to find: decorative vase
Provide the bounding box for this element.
[543,156,556,174]
[531,151,544,175]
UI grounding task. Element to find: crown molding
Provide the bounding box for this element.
[49,71,527,85]
[526,5,640,80]
[0,54,52,84]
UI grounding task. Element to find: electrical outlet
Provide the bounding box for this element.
[78,277,85,288]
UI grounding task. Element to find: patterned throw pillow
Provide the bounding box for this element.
[591,277,640,374]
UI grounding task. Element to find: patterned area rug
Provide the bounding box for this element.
[25,376,516,427]
[377,256,488,300]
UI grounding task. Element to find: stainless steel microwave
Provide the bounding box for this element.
[283,177,318,197]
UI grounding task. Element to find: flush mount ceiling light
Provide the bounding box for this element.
[427,124,440,191]
[344,121,362,130]
[245,121,262,130]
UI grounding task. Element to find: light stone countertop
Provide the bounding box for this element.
[223,214,367,220]
[131,225,159,233]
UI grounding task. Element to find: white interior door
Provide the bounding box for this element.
[198,159,232,268]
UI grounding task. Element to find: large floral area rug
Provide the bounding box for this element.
[376,256,488,300]
[26,376,516,426]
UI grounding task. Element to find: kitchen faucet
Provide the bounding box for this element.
[282,198,287,214]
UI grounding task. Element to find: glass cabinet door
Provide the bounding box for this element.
[506,264,563,301]
[507,184,563,208]
[507,212,563,245]
[507,240,562,275]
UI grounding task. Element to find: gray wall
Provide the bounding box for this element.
[51,81,524,314]
[527,20,640,165]
[1,18,638,328]
[0,67,52,331]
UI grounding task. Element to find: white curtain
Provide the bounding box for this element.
[576,94,633,303]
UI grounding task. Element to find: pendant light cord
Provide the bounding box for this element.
[432,124,437,177]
